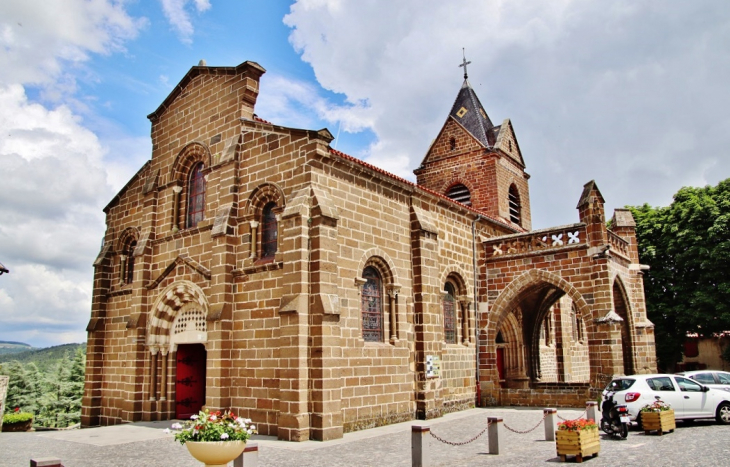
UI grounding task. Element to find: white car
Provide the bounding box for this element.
[603,374,730,424]
[677,370,730,393]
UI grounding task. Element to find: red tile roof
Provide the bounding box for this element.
[328,148,521,233]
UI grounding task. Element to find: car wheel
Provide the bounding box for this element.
[716,402,730,424]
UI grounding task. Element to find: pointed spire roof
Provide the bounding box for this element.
[448,53,496,148]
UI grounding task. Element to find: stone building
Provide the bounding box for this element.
[82,60,656,441]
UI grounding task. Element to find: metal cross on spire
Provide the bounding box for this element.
[459,48,471,80]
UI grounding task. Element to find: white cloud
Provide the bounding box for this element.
[284,0,730,228]
[0,0,145,348]
[0,85,111,347]
[159,0,211,44]
[0,0,145,92]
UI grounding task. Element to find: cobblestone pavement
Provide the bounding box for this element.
[2,408,729,466]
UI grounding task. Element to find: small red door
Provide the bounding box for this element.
[496,348,505,386]
[175,344,206,419]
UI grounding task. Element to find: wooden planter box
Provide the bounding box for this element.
[641,409,675,435]
[556,429,600,463]
[1,419,33,432]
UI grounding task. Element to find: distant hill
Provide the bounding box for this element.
[0,343,86,373]
[0,340,34,356]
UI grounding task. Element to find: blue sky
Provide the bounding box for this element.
[1,0,730,348]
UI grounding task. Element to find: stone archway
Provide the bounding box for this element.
[487,269,593,389]
[147,281,210,417]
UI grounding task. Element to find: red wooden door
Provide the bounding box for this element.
[496,347,505,385]
[175,344,206,419]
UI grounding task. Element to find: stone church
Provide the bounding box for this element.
[82,59,656,441]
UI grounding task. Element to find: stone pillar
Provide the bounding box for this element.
[586,401,598,422]
[543,408,557,441]
[160,349,169,401]
[410,204,443,420]
[277,187,311,441]
[411,425,431,467]
[458,297,470,344]
[387,285,401,342]
[149,348,158,401]
[171,185,182,231]
[0,375,8,431]
[487,417,502,454]
[309,185,343,441]
[249,221,259,259]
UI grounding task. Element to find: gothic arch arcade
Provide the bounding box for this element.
[478,182,656,407]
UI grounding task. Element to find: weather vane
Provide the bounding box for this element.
[459,48,471,80]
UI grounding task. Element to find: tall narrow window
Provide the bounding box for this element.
[124,240,136,285]
[186,162,205,228]
[446,184,471,206]
[261,202,278,259]
[443,282,457,344]
[508,184,521,226]
[361,266,383,342]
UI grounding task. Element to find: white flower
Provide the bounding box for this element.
[210,415,217,421]
[250,425,256,431]
[171,423,183,430]
[220,433,229,440]
[163,428,171,434]
[191,415,199,420]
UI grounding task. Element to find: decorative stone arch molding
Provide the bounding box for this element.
[355,249,401,342]
[487,269,593,339]
[243,182,287,217]
[145,280,209,402]
[610,273,635,374]
[147,280,210,351]
[170,142,213,184]
[440,265,472,344]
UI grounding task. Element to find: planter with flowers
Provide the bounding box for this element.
[1,408,33,432]
[640,400,674,435]
[169,409,256,467]
[555,418,600,463]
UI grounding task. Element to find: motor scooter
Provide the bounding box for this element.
[601,387,630,438]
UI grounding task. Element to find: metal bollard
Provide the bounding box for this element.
[412,425,431,467]
[487,417,502,455]
[30,459,62,467]
[233,442,258,467]
[543,408,557,441]
[586,401,598,422]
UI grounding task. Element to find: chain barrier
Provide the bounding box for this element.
[556,408,588,422]
[429,419,492,446]
[503,411,547,434]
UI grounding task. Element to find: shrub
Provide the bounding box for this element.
[3,411,33,425]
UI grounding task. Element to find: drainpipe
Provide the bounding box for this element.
[472,215,482,406]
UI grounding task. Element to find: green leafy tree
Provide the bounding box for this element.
[629,178,730,370]
[0,360,42,415]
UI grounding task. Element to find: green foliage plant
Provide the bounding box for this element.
[3,410,33,425]
[169,409,256,445]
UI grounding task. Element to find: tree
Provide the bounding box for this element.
[0,360,42,415]
[629,178,730,371]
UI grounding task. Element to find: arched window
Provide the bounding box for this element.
[124,240,136,285]
[261,202,278,259]
[361,266,383,342]
[446,183,471,206]
[443,282,457,344]
[186,162,205,229]
[508,184,521,226]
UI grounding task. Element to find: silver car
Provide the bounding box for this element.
[603,373,730,424]
[677,370,730,393]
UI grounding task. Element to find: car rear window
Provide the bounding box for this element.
[607,378,635,391]
[691,372,715,384]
